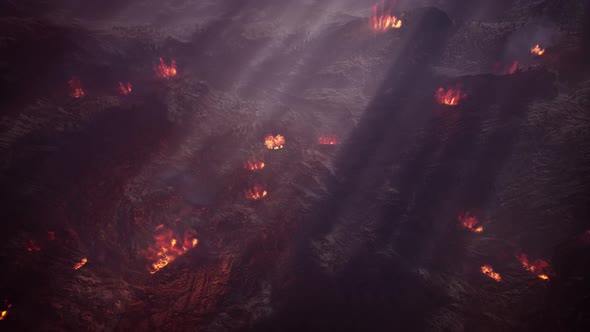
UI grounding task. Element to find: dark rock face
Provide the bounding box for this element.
[1,1,589,331]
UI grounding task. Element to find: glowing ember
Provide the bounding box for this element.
[370,2,402,31]
[435,85,466,106]
[515,253,551,280]
[458,212,483,233]
[318,135,339,145]
[142,228,198,274]
[73,257,88,270]
[118,81,132,95]
[481,265,502,282]
[155,57,177,79]
[264,134,285,150]
[0,310,6,321]
[530,44,545,56]
[244,157,265,171]
[245,185,268,200]
[68,77,85,98]
[26,239,41,252]
[0,305,10,321]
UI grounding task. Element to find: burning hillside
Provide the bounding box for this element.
[0,1,588,332]
[435,85,466,106]
[370,2,402,31]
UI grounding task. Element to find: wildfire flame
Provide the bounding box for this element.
[0,300,12,320]
[515,253,551,280]
[143,228,198,274]
[318,135,339,145]
[244,157,265,171]
[458,212,483,233]
[118,81,132,95]
[371,2,402,31]
[530,44,545,56]
[155,57,177,79]
[245,185,268,200]
[0,305,10,321]
[73,257,88,270]
[264,134,285,150]
[68,77,85,98]
[481,265,502,282]
[435,85,466,106]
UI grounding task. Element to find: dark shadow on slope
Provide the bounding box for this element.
[0,95,174,331]
[247,6,560,332]
[246,7,455,332]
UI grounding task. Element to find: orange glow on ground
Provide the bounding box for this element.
[143,228,198,274]
[264,134,285,150]
[435,85,466,106]
[26,239,41,252]
[118,81,132,95]
[515,253,551,280]
[530,44,545,56]
[245,185,268,200]
[68,77,85,98]
[155,57,177,79]
[244,157,265,171]
[481,265,501,282]
[370,2,402,31]
[458,212,484,233]
[73,257,88,270]
[318,135,339,145]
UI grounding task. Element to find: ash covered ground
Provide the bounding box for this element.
[1,0,590,331]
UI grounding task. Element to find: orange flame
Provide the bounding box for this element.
[458,212,484,233]
[244,157,265,171]
[143,228,198,274]
[73,257,88,270]
[530,44,545,56]
[68,77,85,98]
[318,135,339,145]
[118,81,132,95]
[0,305,10,321]
[245,185,268,200]
[264,134,285,150]
[515,253,551,280]
[481,265,502,282]
[435,85,466,106]
[371,2,402,31]
[155,57,177,79]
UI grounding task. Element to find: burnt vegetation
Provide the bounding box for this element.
[0,0,589,331]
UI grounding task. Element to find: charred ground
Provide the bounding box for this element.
[1,0,589,331]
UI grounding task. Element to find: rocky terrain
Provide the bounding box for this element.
[0,0,589,331]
